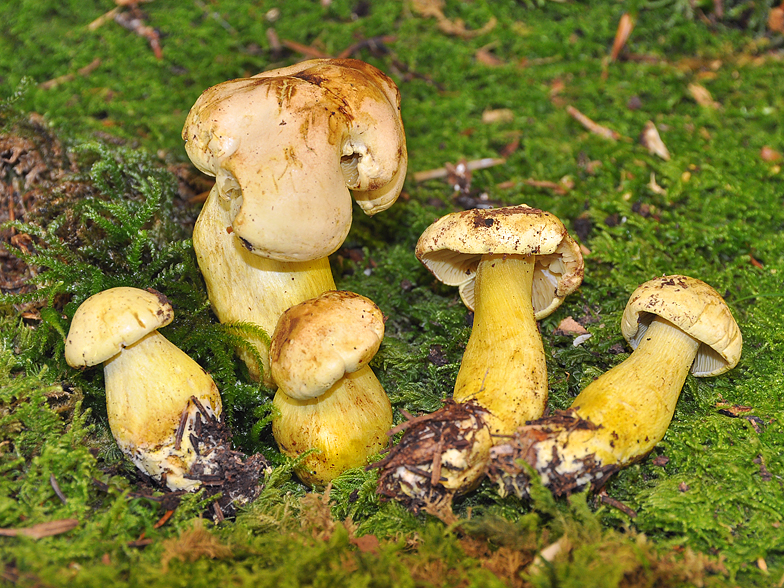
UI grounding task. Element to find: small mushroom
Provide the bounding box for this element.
[65,287,227,492]
[182,58,407,383]
[269,291,393,485]
[375,205,583,513]
[488,275,742,499]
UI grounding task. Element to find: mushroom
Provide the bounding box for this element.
[182,58,407,383]
[269,290,392,485]
[375,205,583,514]
[487,275,742,499]
[64,287,249,495]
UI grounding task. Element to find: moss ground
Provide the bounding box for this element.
[1,1,783,586]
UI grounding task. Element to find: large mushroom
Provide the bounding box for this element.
[488,275,742,499]
[182,58,407,383]
[269,290,392,485]
[375,205,583,516]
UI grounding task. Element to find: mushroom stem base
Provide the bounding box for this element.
[487,316,700,498]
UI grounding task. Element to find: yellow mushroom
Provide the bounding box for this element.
[375,205,583,515]
[488,275,743,499]
[182,58,407,384]
[269,291,392,485]
[64,287,223,492]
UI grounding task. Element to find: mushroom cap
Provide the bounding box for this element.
[415,204,584,320]
[621,275,742,376]
[270,290,385,400]
[182,58,407,262]
[64,287,174,368]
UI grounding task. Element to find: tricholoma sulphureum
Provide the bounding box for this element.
[270,291,392,485]
[182,58,407,385]
[488,275,742,499]
[65,287,267,511]
[375,205,584,516]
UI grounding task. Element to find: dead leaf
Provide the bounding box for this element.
[555,316,589,336]
[350,534,381,554]
[482,108,514,124]
[476,44,505,67]
[687,83,720,109]
[566,105,623,140]
[609,13,634,62]
[0,519,79,539]
[438,16,497,38]
[760,146,783,162]
[640,121,671,160]
[411,0,496,39]
[768,6,784,33]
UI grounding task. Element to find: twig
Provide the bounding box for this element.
[337,35,396,59]
[598,491,637,518]
[281,39,330,59]
[88,7,121,31]
[566,105,623,141]
[153,509,175,529]
[193,0,236,34]
[114,9,163,60]
[50,474,68,504]
[414,157,506,182]
[523,177,573,195]
[39,58,102,91]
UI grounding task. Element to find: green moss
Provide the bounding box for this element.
[1,0,784,585]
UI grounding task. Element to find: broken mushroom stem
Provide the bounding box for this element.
[488,275,742,499]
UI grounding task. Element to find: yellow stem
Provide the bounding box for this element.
[194,186,336,383]
[272,365,392,486]
[103,331,222,490]
[453,254,547,435]
[568,315,701,464]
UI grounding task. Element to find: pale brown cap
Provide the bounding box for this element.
[269,290,385,400]
[64,287,174,368]
[415,204,584,320]
[621,275,742,376]
[182,58,407,262]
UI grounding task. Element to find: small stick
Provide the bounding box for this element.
[523,178,571,195]
[88,7,121,31]
[153,509,175,529]
[281,39,330,59]
[598,491,637,518]
[174,402,190,451]
[414,157,506,182]
[39,58,101,91]
[566,105,622,141]
[50,474,67,504]
[212,502,225,523]
[337,35,396,59]
[429,438,444,487]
